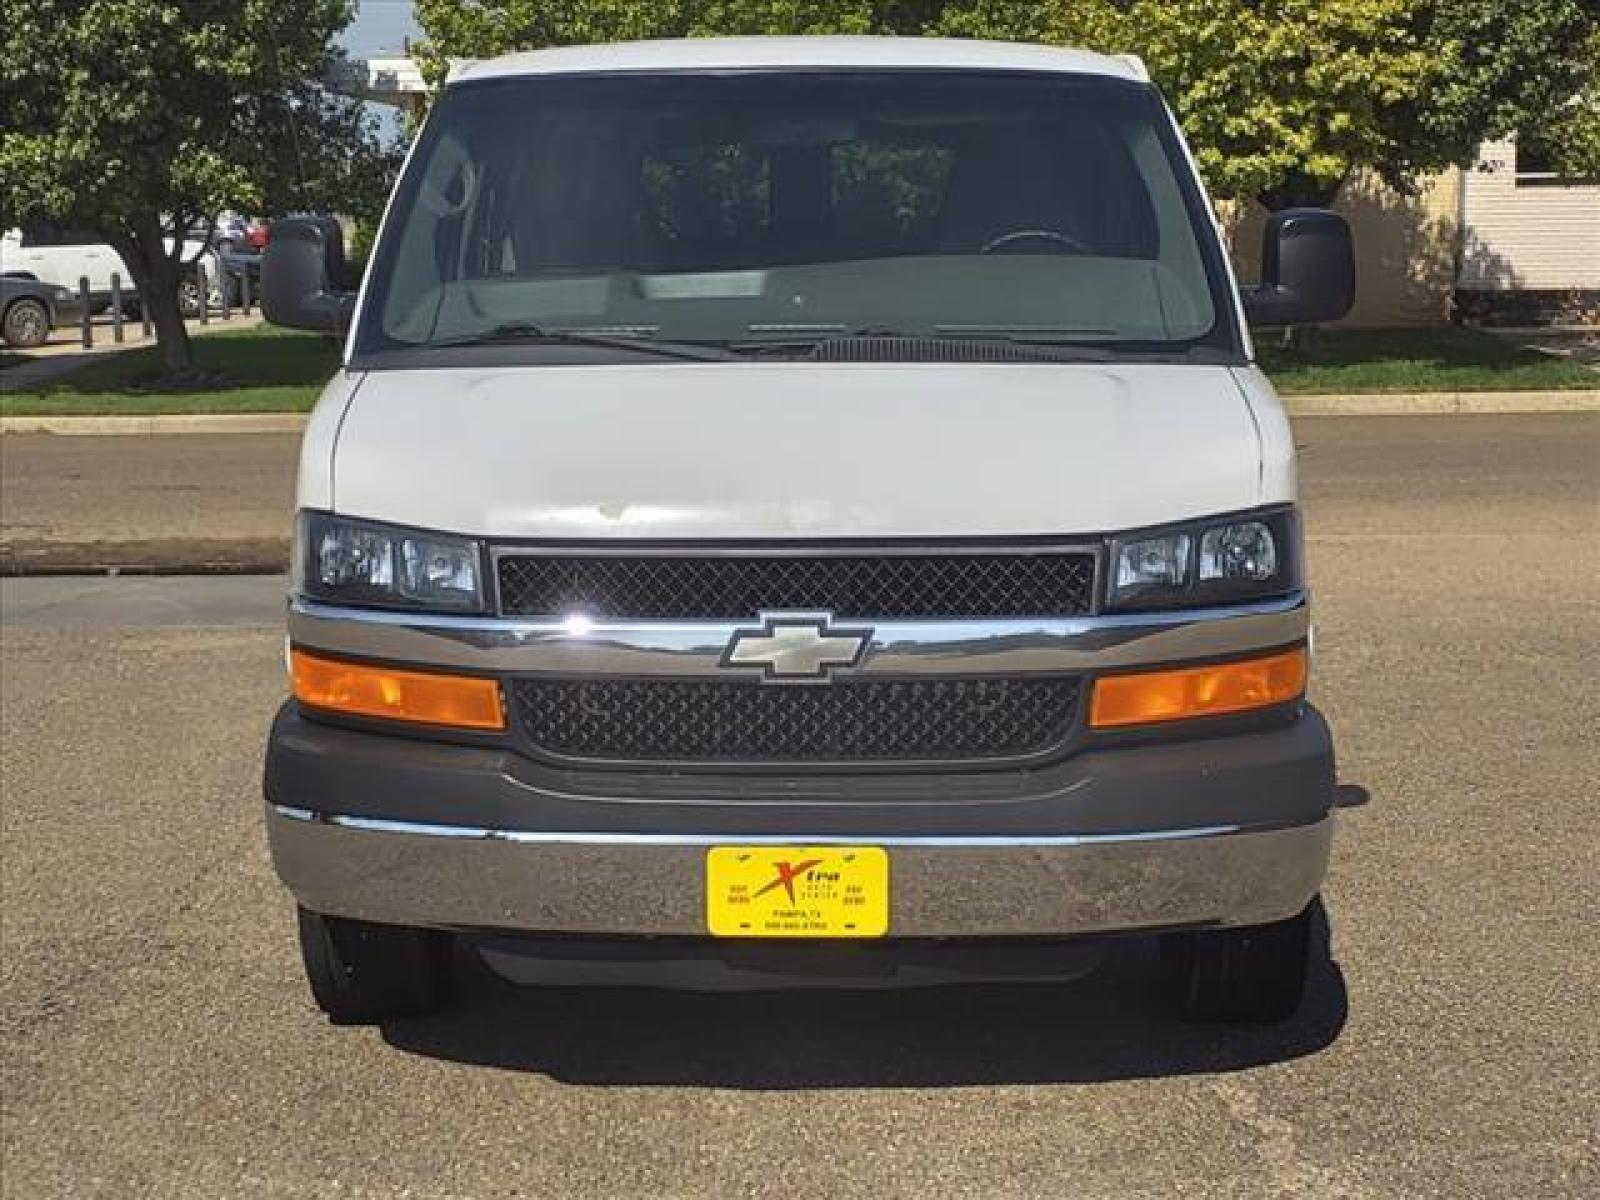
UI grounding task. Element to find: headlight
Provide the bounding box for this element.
[53,286,72,301]
[1106,507,1300,611]
[1199,521,1277,582]
[294,512,485,612]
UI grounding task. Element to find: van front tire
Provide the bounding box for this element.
[1159,899,1316,1023]
[296,907,448,1024]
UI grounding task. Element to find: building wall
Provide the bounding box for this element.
[1223,169,1464,328]
[1458,139,1600,292]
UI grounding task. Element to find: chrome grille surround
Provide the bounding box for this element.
[286,592,1309,680]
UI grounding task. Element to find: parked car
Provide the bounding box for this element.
[212,212,248,250]
[212,212,270,254]
[260,37,1355,1027]
[2,223,229,317]
[0,275,82,347]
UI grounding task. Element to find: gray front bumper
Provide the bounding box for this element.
[268,805,1330,937]
[265,701,1335,938]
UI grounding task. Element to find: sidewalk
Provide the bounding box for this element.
[3,385,1597,436]
[1,311,264,390]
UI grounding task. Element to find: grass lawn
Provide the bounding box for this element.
[1258,327,1597,395]
[3,323,1594,415]
[0,325,339,416]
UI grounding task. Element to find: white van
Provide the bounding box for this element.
[261,37,1355,1026]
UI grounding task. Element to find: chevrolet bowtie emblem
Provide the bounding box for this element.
[721,613,873,682]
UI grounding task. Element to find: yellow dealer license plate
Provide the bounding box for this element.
[706,846,889,938]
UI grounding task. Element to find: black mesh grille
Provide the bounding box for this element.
[510,676,1081,765]
[496,551,1095,619]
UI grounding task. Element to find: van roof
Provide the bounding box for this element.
[451,36,1148,86]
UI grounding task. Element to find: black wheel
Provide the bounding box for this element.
[296,906,449,1025]
[177,278,226,316]
[1160,899,1315,1023]
[3,297,51,347]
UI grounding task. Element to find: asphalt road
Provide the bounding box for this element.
[3,415,1598,1198]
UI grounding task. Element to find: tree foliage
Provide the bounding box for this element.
[411,1,928,83]
[1539,29,1600,179]
[415,0,1599,206]
[945,1,1436,207]
[1406,1,1599,182]
[0,0,397,372]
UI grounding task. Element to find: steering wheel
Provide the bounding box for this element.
[980,229,1094,256]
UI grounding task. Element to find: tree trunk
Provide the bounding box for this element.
[144,255,196,376]
[109,221,197,377]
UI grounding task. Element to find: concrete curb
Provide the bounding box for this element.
[3,390,1596,435]
[1,413,309,435]
[2,537,290,577]
[1283,390,1600,416]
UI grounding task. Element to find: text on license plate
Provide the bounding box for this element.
[705,846,889,938]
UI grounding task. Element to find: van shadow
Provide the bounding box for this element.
[382,909,1348,1090]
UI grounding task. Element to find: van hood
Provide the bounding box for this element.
[331,363,1263,539]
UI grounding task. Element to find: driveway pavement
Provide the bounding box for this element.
[2,415,1597,1198]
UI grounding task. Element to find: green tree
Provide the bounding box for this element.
[949,1,1435,208]
[1402,1,1599,185]
[412,1,947,84]
[1538,30,1600,179]
[943,2,1600,203]
[0,0,395,375]
[413,1,1598,207]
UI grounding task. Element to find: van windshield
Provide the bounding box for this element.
[357,70,1240,362]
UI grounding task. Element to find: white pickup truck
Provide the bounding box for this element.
[260,36,1355,1026]
[1,224,225,315]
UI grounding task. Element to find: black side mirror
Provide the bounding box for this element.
[261,216,357,334]
[1241,209,1355,327]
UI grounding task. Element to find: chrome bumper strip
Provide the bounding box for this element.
[267,804,1332,937]
[286,592,1308,677]
[271,804,1249,847]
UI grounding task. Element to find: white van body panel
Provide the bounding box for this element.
[1229,366,1298,505]
[456,36,1143,85]
[324,363,1268,539]
[296,372,365,513]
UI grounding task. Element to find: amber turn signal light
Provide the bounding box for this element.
[290,650,505,731]
[1089,646,1308,729]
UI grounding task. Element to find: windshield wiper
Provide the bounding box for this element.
[431,322,737,361]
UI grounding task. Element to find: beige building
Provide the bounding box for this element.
[1457,138,1600,304]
